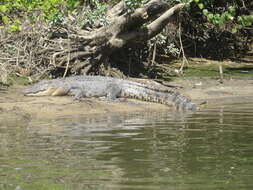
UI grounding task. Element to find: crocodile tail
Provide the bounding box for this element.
[121,88,197,111]
[156,91,197,111]
[171,92,197,111]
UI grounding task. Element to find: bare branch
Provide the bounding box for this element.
[146,3,186,39]
[113,3,186,44]
[106,1,125,20]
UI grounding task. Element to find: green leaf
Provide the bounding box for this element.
[237,16,243,24]
[0,5,8,13]
[219,15,225,25]
[203,9,208,15]
[2,16,9,24]
[198,3,204,9]
[214,14,220,19]
[8,22,21,32]
[228,6,235,13]
[244,15,253,22]
[207,13,214,21]
[244,21,252,27]
[228,15,234,21]
[231,27,237,34]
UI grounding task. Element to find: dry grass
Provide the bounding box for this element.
[0,15,84,81]
[0,63,8,84]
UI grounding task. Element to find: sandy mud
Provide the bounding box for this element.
[0,78,253,121]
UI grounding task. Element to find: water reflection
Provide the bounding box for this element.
[0,102,253,190]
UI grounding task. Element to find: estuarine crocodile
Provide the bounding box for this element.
[23,76,197,111]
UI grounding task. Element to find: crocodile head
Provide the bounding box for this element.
[23,79,67,96]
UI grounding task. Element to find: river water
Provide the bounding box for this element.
[0,101,253,190]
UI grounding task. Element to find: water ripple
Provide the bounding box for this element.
[1,101,253,189]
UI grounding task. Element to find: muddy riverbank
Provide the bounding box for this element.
[1,77,253,121]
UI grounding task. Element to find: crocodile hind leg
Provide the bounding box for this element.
[102,83,122,101]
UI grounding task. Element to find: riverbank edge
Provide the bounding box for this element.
[1,77,253,121]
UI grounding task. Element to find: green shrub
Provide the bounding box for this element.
[0,0,81,32]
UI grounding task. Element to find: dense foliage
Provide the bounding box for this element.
[180,0,252,58]
[0,0,252,69]
[1,0,251,31]
[0,0,82,31]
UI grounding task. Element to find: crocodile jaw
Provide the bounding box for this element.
[51,88,68,96]
[24,87,68,96]
[24,88,57,96]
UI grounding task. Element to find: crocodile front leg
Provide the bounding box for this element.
[69,88,88,100]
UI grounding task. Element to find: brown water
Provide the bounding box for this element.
[0,101,253,190]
